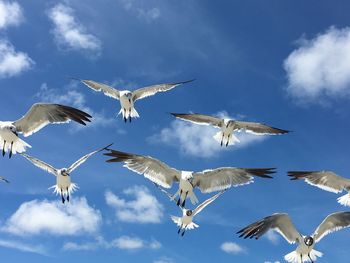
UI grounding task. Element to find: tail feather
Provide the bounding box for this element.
[284,250,322,263]
[118,107,140,119]
[213,131,240,146]
[337,193,350,207]
[171,216,182,227]
[0,138,31,155]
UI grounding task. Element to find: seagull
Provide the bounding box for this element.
[74,77,194,122]
[0,103,91,158]
[21,144,112,203]
[288,170,350,207]
[105,149,274,207]
[237,212,350,263]
[155,183,225,236]
[171,113,289,147]
[0,176,9,183]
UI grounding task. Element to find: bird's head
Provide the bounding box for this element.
[8,125,18,135]
[304,236,314,247]
[186,210,193,216]
[61,169,69,176]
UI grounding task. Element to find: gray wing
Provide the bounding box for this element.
[171,113,223,128]
[105,149,181,188]
[313,212,350,243]
[0,177,9,183]
[193,190,225,216]
[132,79,194,101]
[233,120,289,135]
[79,79,120,100]
[237,213,302,244]
[21,153,57,176]
[67,143,113,174]
[14,103,92,137]
[288,170,350,193]
[192,167,275,193]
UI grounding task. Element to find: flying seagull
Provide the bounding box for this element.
[105,149,274,207]
[155,183,225,236]
[74,77,194,122]
[21,144,111,203]
[237,212,350,263]
[171,113,289,147]
[0,103,91,158]
[288,170,350,207]
[0,176,9,183]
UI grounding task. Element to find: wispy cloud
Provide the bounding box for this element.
[154,257,175,263]
[266,230,280,245]
[284,26,350,103]
[118,0,160,22]
[148,111,265,158]
[0,239,47,255]
[0,0,23,29]
[63,235,161,251]
[0,39,34,78]
[48,4,101,53]
[2,197,102,236]
[220,242,246,255]
[105,186,164,224]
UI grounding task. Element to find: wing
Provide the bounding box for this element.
[78,79,120,100]
[193,190,225,216]
[313,212,350,243]
[21,153,57,176]
[104,149,181,188]
[233,121,289,135]
[237,213,302,244]
[288,170,350,193]
[192,167,275,193]
[132,79,194,101]
[67,143,113,174]
[0,177,9,183]
[171,113,223,128]
[14,103,92,137]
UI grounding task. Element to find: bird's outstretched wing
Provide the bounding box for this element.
[132,79,194,101]
[0,177,9,183]
[288,171,350,194]
[14,103,92,137]
[313,212,350,243]
[192,167,275,193]
[105,149,181,188]
[78,79,120,100]
[233,121,289,135]
[21,153,57,176]
[171,113,223,128]
[237,213,302,244]
[193,190,225,216]
[67,143,113,174]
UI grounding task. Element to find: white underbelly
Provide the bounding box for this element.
[57,175,71,189]
[120,95,133,109]
[179,179,193,192]
[182,216,193,225]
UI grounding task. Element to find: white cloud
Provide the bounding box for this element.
[266,230,280,245]
[105,186,163,224]
[118,0,160,22]
[148,111,265,158]
[48,4,101,52]
[2,197,102,236]
[63,235,161,251]
[36,82,116,130]
[0,239,47,255]
[0,1,23,29]
[220,242,245,255]
[284,26,350,102]
[0,39,33,78]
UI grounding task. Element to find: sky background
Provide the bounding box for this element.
[1,0,350,262]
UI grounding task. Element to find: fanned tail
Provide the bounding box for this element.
[49,183,79,197]
[337,193,350,207]
[284,250,322,263]
[0,137,31,155]
[213,131,240,146]
[171,216,182,227]
[118,107,140,119]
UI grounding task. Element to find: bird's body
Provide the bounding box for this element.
[118,91,139,121]
[0,103,91,157]
[214,119,239,146]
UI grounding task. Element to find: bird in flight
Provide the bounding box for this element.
[0,103,91,158]
[21,144,111,203]
[74,77,194,122]
[237,212,350,263]
[105,148,274,207]
[155,183,225,236]
[171,113,289,147]
[288,170,350,207]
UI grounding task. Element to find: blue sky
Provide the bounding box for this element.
[1,0,350,262]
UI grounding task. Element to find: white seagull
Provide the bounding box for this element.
[75,77,194,122]
[171,113,289,147]
[155,183,225,236]
[21,144,111,203]
[237,212,350,263]
[105,149,274,207]
[288,170,350,207]
[0,103,91,158]
[0,176,9,183]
